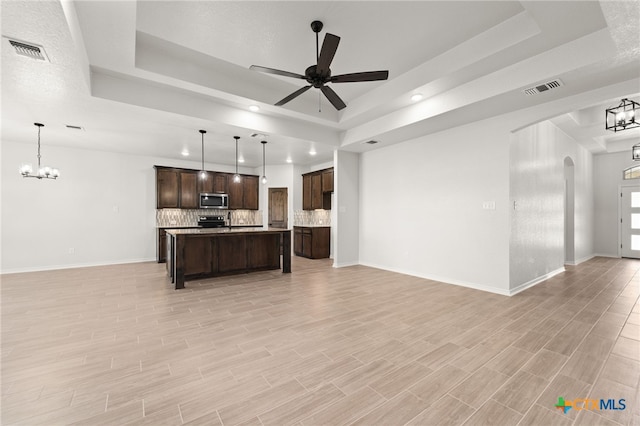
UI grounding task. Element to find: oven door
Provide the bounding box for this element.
[199,193,228,209]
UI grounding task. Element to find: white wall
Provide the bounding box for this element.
[1,139,253,273]
[257,164,295,229]
[594,151,639,257]
[358,118,510,294]
[334,150,359,267]
[509,121,594,291]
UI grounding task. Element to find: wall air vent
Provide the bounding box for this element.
[5,38,48,61]
[523,79,564,96]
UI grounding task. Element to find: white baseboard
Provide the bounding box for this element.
[358,261,511,296]
[332,261,360,268]
[564,254,596,266]
[0,258,157,275]
[508,267,565,296]
[593,253,620,259]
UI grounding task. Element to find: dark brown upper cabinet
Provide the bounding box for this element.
[199,172,229,195]
[302,174,312,210]
[179,171,199,209]
[302,167,333,211]
[322,169,334,193]
[227,174,259,210]
[156,168,179,208]
[155,166,258,210]
[243,175,259,210]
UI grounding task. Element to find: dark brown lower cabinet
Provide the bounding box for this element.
[167,230,291,289]
[293,226,330,259]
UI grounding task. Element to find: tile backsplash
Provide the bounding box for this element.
[293,210,331,226]
[157,209,263,227]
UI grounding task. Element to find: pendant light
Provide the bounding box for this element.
[261,140,268,184]
[233,136,241,183]
[199,129,207,179]
[606,98,639,132]
[20,123,59,179]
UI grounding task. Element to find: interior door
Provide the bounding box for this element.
[621,186,640,259]
[268,187,288,228]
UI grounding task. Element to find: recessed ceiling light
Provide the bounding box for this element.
[181,149,189,156]
[309,150,317,156]
[286,157,292,163]
[411,93,423,102]
[249,105,260,112]
[238,156,245,163]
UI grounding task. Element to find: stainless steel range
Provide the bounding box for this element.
[197,215,226,228]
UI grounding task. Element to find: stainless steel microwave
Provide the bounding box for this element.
[199,193,228,209]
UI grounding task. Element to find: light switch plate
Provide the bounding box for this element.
[482,201,496,210]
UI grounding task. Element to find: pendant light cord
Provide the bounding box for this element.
[36,124,42,170]
[235,136,239,175]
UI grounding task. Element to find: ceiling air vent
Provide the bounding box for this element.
[66,125,84,131]
[523,79,564,96]
[6,38,48,61]
[364,140,379,145]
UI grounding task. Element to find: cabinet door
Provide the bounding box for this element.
[311,227,330,259]
[157,168,179,209]
[228,177,244,210]
[302,232,312,258]
[180,171,199,209]
[243,175,259,210]
[322,169,334,193]
[214,173,229,194]
[294,228,303,256]
[311,174,323,209]
[199,171,215,194]
[302,175,312,210]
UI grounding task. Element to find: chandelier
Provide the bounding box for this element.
[605,98,639,132]
[20,123,60,179]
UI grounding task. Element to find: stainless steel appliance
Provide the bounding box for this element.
[197,215,226,228]
[199,193,228,209]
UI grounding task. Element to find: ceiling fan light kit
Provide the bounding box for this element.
[250,20,389,111]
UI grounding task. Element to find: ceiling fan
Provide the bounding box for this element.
[250,20,389,111]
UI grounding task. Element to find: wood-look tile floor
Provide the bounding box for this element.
[1,256,638,425]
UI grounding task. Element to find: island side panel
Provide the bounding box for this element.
[282,230,291,273]
[174,234,186,290]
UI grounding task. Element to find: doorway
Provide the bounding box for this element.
[564,157,575,264]
[268,187,288,228]
[621,186,640,259]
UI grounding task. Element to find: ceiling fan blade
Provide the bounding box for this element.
[275,85,312,106]
[320,85,347,110]
[316,33,340,75]
[331,70,389,83]
[250,65,305,80]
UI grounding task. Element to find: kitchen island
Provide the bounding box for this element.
[165,227,291,289]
